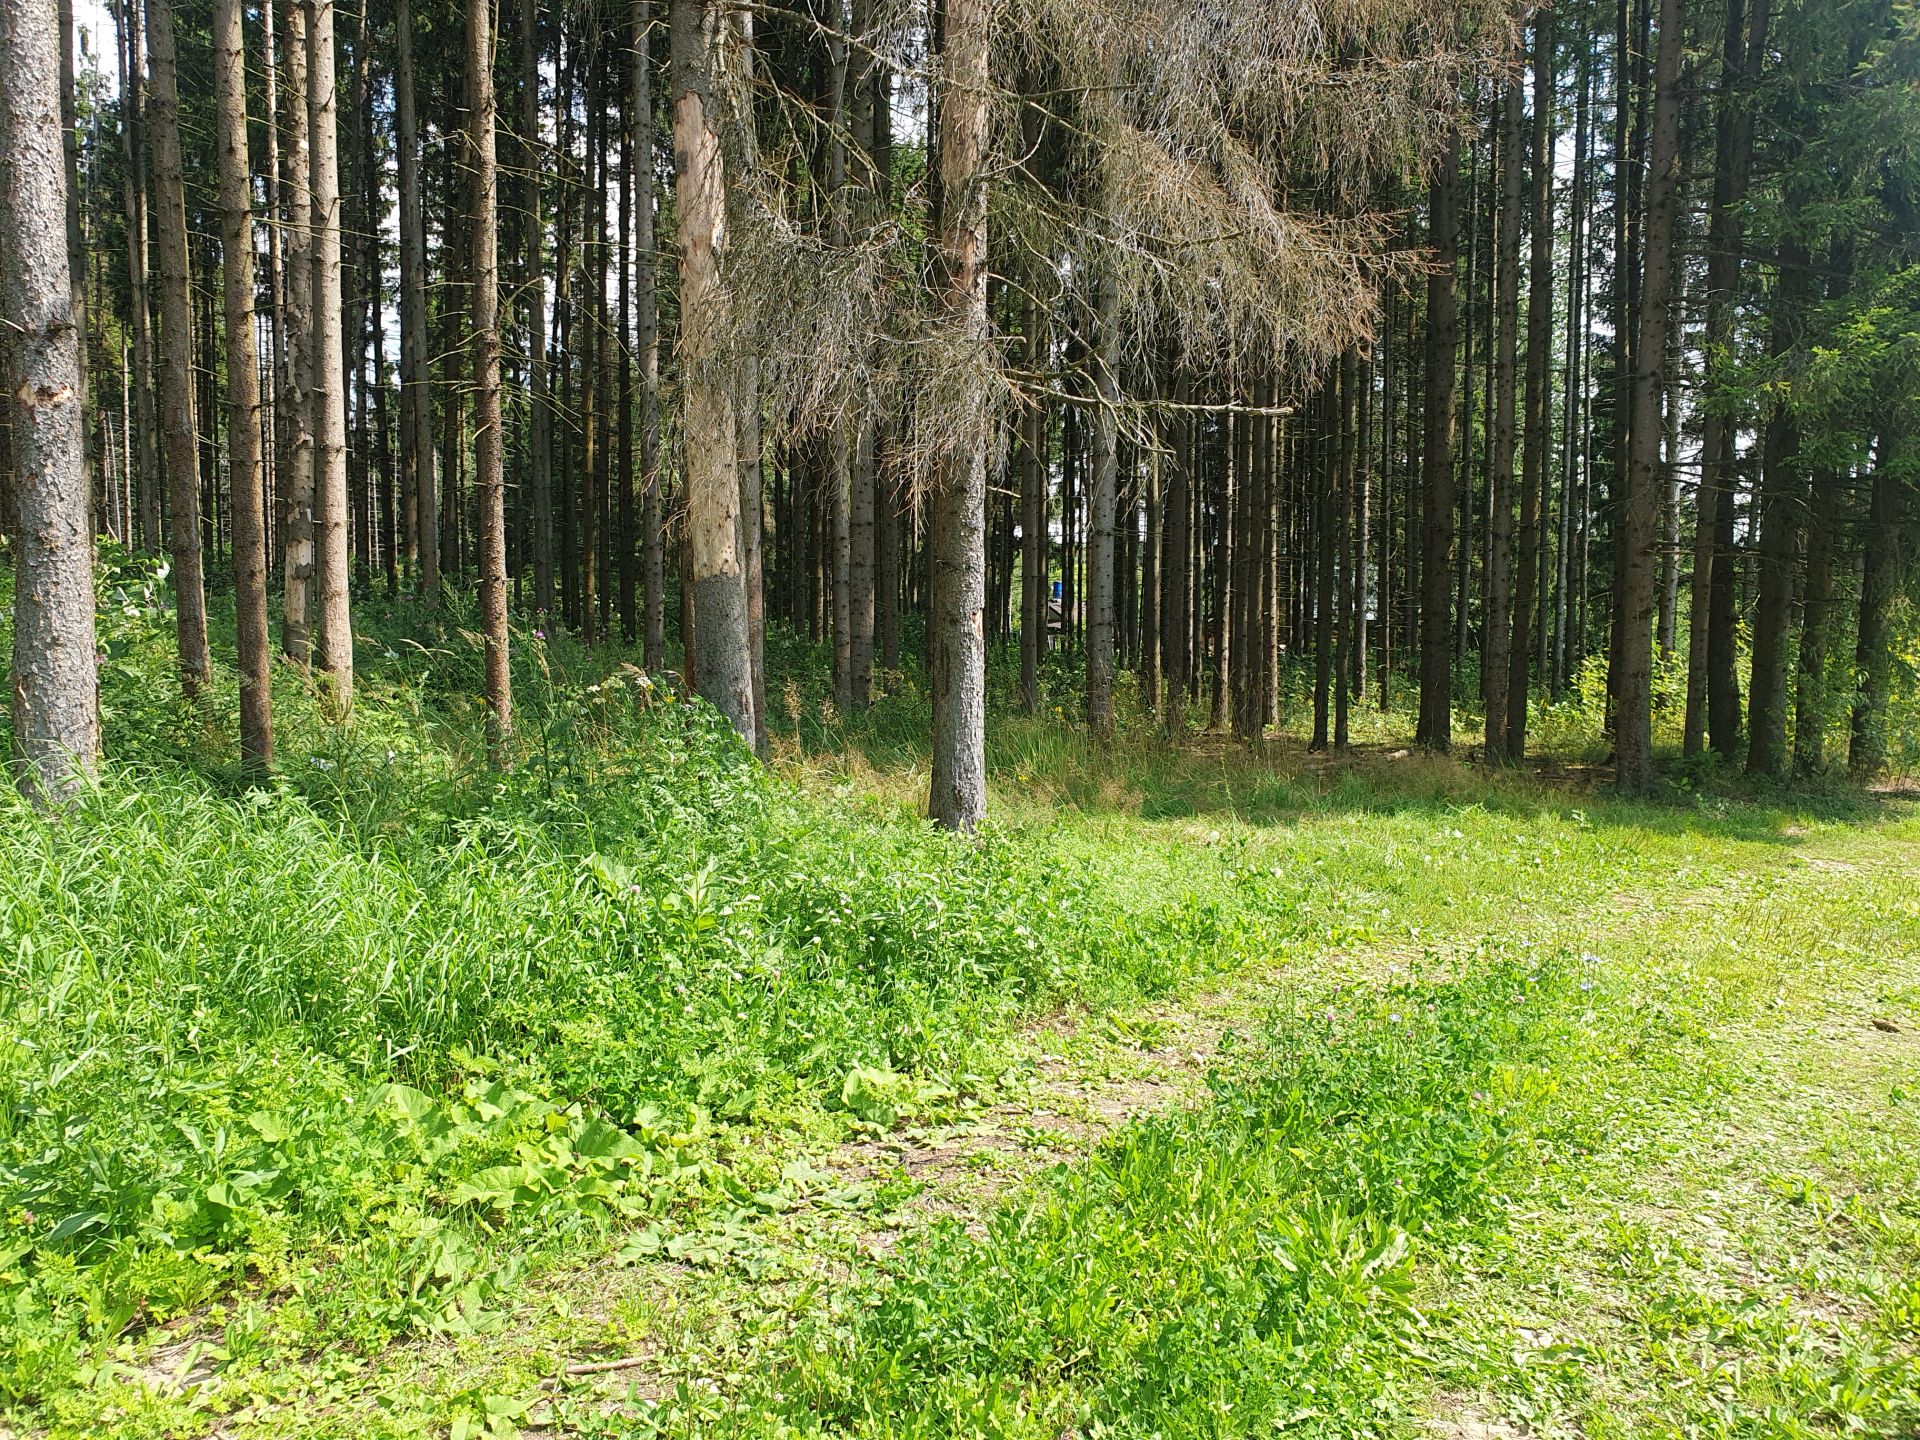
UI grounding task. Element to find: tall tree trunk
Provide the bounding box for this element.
[1485,78,1522,759]
[1688,0,1769,755]
[1332,357,1356,749]
[1161,373,1191,726]
[470,0,509,761]
[1085,268,1118,741]
[396,0,437,602]
[730,1,766,749]
[1507,5,1553,760]
[525,0,554,621]
[2,0,100,799]
[1849,431,1901,777]
[1744,246,1809,778]
[671,0,755,748]
[1613,0,1682,793]
[618,64,636,642]
[1791,473,1835,777]
[113,0,160,552]
[212,0,273,772]
[279,0,315,660]
[926,0,990,831]
[308,0,353,713]
[1417,128,1460,752]
[146,0,211,697]
[634,0,663,670]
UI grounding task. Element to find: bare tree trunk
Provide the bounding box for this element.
[1019,290,1046,714]
[1849,430,1901,777]
[671,0,755,748]
[146,0,210,697]
[1745,248,1807,779]
[1612,0,1681,792]
[1085,268,1118,741]
[212,0,272,772]
[1484,78,1522,759]
[1688,0,1769,756]
[279,0,315,661]
[1161,372,1191,726]
[633,0,663,669]
[1791,472,1834,777]
[1507,6,1553,760]
[525,0,553,620]
[1417,127,1459,753]
[926,0,990,831]
[396,0,437,602]
[112,0,160,552]
[469,0,509,761]
[2,0,99,799]
[308,0,353,713]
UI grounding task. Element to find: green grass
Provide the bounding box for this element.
[1,556,1916,1438]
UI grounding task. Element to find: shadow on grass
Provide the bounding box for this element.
[770,684,1911,851]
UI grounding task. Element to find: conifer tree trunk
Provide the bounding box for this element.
[308,0,353,712]
[146,0,211,698]
[1417,128,1460,752]
[1507,6,1553,760]
[469,0,509,760]
[525,0,554,621]
[1688,0,1769,756]
[1161,375,1191,726]
[279,0,316,660]
[1484,78,1523,759]
[1085,270,1119,741]
[1613,0,1682,793]
[113,0,160,552]
[396,0,437,602]
[633,0,663,670]
[1849,431,1901,777]
[212,0,272,772]
[1791,473,1835,776]
[926,0,990,830]
[618,73,636,642]
[1333,356,1356,750]
[1744,246,1808,779]
[671,0,755,749]
[2,0,99,800]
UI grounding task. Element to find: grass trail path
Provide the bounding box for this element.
[198,803,1919,1440]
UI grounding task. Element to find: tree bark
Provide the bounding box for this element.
[1849,431,1902,777]
[1484,78,1523,759]
[671,0,756,749]
[1688,0,1769,755]
[1417,128,1460,752]
[2,0,99,800]
[396,0,437,603]
[278,0,315,661]
[1085,269,1118,741]
[1506,5,1553,761]
[926,0,990,831]
[112,0,160,553]
[469,0,509,760]
[1613,0,1683,793]
[1161,373,1191,726]
[1744,246,1809,779]
[308,0,353,713]
[212,0,273,772]
[631,0,663,668]
[1790,472,1834,776]
[146,0,211,698]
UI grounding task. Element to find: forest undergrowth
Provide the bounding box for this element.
[1,574,1915,1439]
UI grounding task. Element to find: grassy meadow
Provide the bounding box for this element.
[1,556,1915,1438]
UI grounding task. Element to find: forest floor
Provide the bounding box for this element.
[3,601,1916,1440]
